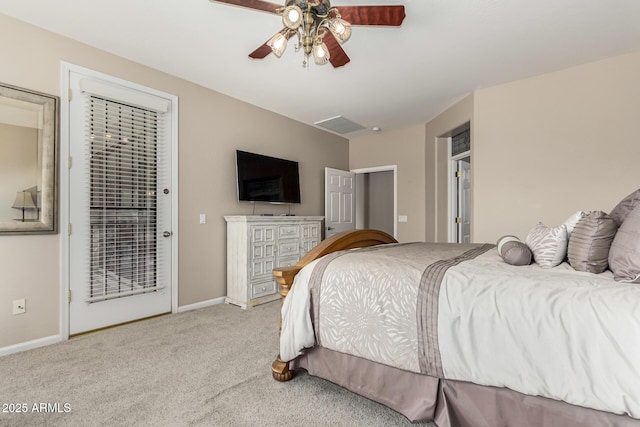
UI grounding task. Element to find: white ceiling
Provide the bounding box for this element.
[1,0,640,137]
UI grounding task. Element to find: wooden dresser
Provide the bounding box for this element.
[224,215,324,308]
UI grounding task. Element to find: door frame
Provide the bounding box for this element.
[59,62,179,340]
[352,165,398,239]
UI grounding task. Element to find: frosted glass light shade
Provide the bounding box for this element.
[282,5,303,29]
[312,42,330,65]
[267,32,288,57]
[329,18,351,43]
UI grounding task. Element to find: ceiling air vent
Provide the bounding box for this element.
[314,116,366,134]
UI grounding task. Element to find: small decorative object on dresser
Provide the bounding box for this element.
[224,215,324,308]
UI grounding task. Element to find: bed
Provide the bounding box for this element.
[270,226,640,427]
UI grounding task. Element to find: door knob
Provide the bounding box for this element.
[163,231,172,238]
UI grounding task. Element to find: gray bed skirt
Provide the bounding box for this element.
[290,347,640,426]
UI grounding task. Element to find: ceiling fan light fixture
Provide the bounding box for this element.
[211,0,405,68]
[329,18,351,43]
[267,32,288,58]
[282,5,303,29]
[312,41,331,65]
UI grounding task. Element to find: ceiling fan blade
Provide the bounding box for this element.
[249,43,273,59]
[336,5,406,26]
[323,31,351,68]
[209,0,281,14]
[248,29,294,60]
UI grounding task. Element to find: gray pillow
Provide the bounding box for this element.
[609,203,640,283]
[610,188,640,226]
[525,222,568,268]
[497,235,532,266]
[562,211,586,238]
[567,211,618,274]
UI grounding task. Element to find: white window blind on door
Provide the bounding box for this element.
[86,96,166,303]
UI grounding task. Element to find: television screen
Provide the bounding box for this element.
[236,150,301,204]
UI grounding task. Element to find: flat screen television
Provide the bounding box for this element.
[236,150,301,204]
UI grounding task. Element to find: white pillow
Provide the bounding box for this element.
[525,222,568,268]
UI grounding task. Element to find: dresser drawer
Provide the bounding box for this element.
[278,224,300,239]
[277,257,298,268]
[251,281,277,299]
[277,240,301,258]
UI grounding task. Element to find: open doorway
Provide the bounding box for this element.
[324,165,397,239]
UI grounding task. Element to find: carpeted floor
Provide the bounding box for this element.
[0,301,436,426]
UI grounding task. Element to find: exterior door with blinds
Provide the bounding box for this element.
[68,70,174,335]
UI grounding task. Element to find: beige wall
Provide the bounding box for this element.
[472,52,640,243]
[350,125,426,243]
[0,14,347,348]
[424,94,474,242]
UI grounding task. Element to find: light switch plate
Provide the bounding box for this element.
[398,215,408,223]
[199,214,207,224]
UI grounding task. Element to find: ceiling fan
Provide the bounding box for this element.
[209,0,406,68]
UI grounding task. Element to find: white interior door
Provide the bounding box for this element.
[325,167,355,238]
[456,157,471,243]
[67,70,174,334]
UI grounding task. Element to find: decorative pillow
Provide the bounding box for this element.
[610,188,640,226]
[563,211,586,238]
[525,222,568,268]
[567,211,618,274]
[609,203,640,282]
[497,235,532,266]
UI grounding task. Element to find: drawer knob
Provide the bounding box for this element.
[262,286,267,291]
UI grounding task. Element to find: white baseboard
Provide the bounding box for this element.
[1,299,227,356]
[0,335,62,357]
[177,296,226,313]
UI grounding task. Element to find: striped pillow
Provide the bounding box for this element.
[567,211,618,274]
[563,211,586,238]
[525,222,568,268]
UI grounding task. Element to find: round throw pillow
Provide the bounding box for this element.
[496,235,532,266]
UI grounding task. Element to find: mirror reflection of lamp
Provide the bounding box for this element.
[12,191,37,222]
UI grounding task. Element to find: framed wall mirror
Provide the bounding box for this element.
[0,82,58,234]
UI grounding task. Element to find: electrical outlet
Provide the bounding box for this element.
[13,298,26,315]
[398,215,408,223]
[199,213,207,224]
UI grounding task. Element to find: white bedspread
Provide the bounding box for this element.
[280,245,640,418]
[440,250,640,418]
